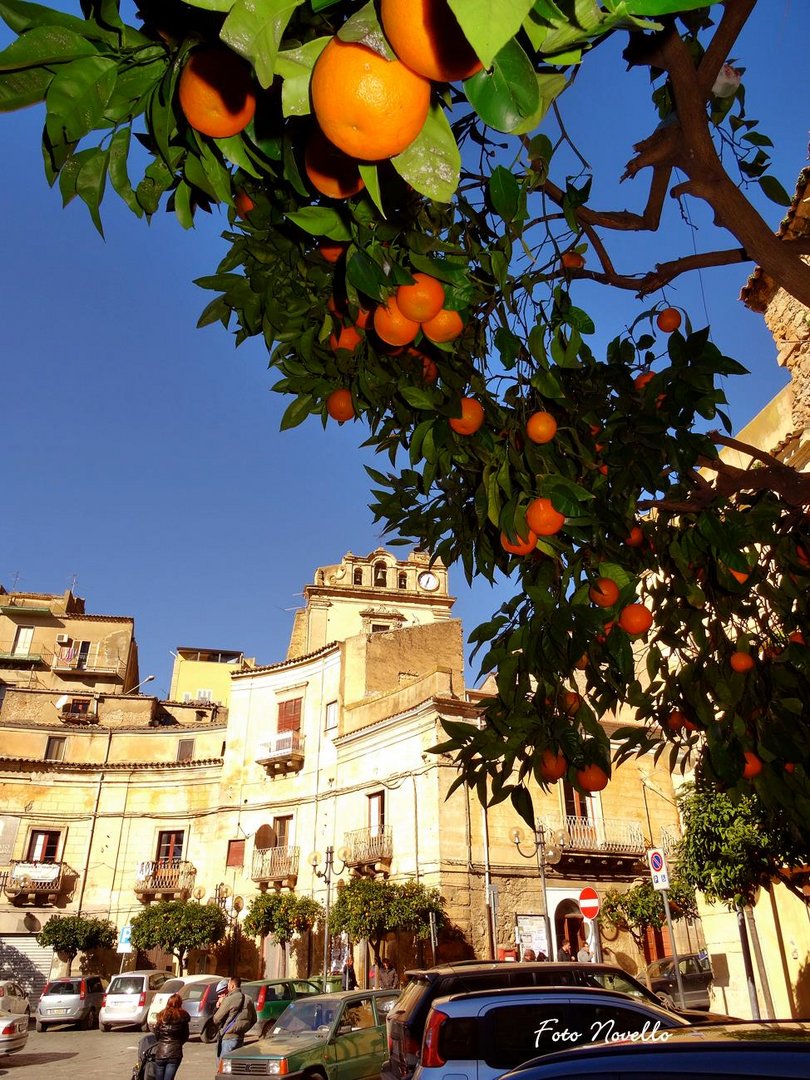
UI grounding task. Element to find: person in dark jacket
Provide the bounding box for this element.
[152,993,190,1080]
[342,956,358,990]
[378,958,399,989]
[213,976,257,1060]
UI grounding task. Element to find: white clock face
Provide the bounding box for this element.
[418,571,440,592]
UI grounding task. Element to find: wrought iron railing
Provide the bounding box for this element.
[50,643,126,677]
[542,815,645,854]
[134,858,197,896]
[660,823,682,855]
[251,845,300,883]
[3,859,69,897]
[255,731,305,761]
[343,825,393,866]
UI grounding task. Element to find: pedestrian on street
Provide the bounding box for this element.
[213,976,257,1061]
[556,940,573,962]
[152,993,190,1080]
[378,957,399,989]
[342,956,358,990]
[577,943,592,963]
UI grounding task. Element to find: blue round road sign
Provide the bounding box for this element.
[650,852,664,872]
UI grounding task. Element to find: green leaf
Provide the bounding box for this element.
[358,162,385,217]
[400,386,438,410]
[391,102,460,203]
[280,392,316,430]
[276,37,329,116]
[45,55,118,144]
[464,38,539,134]
[488,165,519,222]
[0,24,99,70]
[75,145,109,235]
[346,249,389,299]
[510,71,567,136]
[447,0,534,69]
[173,0,234,10]
[758,174,792,207]
[221,0,303,89]
[285,205,351,240]
[0,63,52,110]
[336,0,394,60]
[107,126,142,216]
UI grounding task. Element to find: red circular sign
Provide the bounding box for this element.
[578,887,600,919]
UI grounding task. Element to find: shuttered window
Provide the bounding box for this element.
[277,697,302,732]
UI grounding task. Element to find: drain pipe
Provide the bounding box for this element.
[481,803,496,959]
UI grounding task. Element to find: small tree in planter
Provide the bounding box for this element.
[36,915,117,975]
[130,900,227,974]
[601,877,697,975]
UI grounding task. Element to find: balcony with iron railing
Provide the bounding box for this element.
[255,731,305,776]
[251,845,300,889]
[542,815,646,856]
[50,643,127,679]
[3,860,75,904]
[343,826,393,875]
[133,858,197,901]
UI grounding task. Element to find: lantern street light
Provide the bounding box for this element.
[309,846,349,991]
[510,823,562,959]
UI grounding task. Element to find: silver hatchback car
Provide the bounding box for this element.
[100,970,173,1031]
[35,975,108,1031]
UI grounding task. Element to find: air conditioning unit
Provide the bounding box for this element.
[55,633,71,645]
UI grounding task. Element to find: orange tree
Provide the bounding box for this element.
[1,1,809,830]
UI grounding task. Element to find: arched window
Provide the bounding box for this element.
[374,562,387,587]
[353,568,363,585]
[398,572,407,589]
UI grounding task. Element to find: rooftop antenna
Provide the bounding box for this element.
[10,570,23,590]
[69,572,79,592]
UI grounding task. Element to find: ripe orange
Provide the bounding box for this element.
[538,748,568,783]
[420,355,438,383]
[319,242,346,263]
[380,0,483,83]
[422,307,464,343]
[589,577,619,608]
[657,307,682,333]
[396,273,445,322]
[234,190,255,218]
[305,129,365,199]
[561,690,581,716]
[728,567,750,584]
[634,372,655,391]
[561,251,584,270]
[576,763,609,792]
[311,37,431,161]
[574,654,589,670]
[326,388,355,422]
[666,710,698,733]
[178,47,256,138]
[730,651,755,673]
[625,525,645,547]
[742,751,762,779]
[789,631,806,645]
[618,603,653,636]
[354,307,372,330]
[449,397,484,435]
[526,411,558,444]
[784,762,796,773]
[329,324,362,352]
[374,296,419,346]
[525,497,565,537]
[500,529,538,556]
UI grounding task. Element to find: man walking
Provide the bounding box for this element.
[213,977,256,1061]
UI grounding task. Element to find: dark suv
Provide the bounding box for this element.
[382,961,725,1080]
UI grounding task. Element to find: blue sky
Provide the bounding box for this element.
[0,2,805,696]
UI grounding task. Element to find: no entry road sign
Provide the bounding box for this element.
[578,887,600,919]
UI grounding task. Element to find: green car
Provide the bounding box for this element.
[216,989,400,1077]
[242,979,324,1039]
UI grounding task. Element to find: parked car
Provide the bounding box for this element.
[382,960,725,1080]
[217,989,400,1076]
[242,977,324,1038]
[500,1021,810,1080]
[35,975,108,1031]
[412,985,688,1080]
[646,951,713,1009]
[0,1009,29,1055]
[0,980,30,1017]
[100,969,173,1031]
[179,974,229,1040]
[147,974,228,1031]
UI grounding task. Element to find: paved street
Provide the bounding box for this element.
[0,1025,231,1079]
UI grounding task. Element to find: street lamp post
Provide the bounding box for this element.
[309,846,348,991]
[212,883,245,973]
[510,823,561,959]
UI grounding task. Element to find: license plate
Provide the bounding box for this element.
[52,1009,69,1015]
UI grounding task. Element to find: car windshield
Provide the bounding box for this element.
[44,981,79,995]
[271,998,339,1035]
[108,977,144,995]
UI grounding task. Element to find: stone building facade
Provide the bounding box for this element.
[0,552,686,997]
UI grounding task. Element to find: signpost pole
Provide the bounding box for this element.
[661,889,686,1009]
[647,848,686,1010]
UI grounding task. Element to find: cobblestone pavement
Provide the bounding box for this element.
[0,1024,234,1079]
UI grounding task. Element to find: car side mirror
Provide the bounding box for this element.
[337,1024,353,1036]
